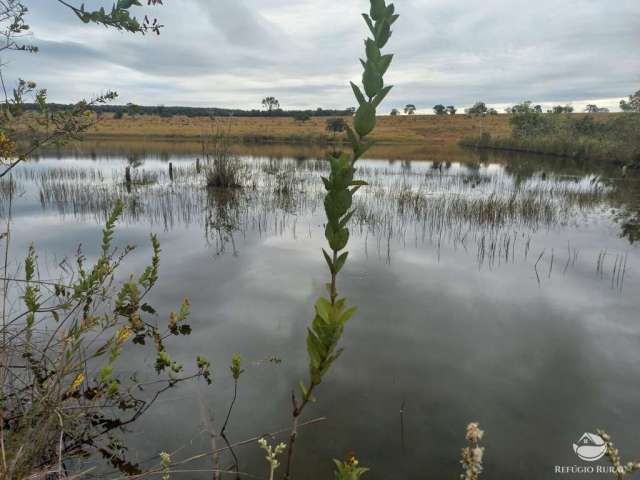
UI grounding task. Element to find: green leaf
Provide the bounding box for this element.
[299,380,308,399]
[335,252,349,273]
[354,103,376,137]
[372,85,393,108]
[365,39,381,64]
[362,61,383,98]
[377,54,394,75]
[370,0,387,21]
[345,125,359,149]
[322,248,334,273]
[376,20,392,48]
[362,14,376,36]
[350,82,366,106]
[315,297,332,321]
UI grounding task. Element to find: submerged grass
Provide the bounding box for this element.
[26,154,618,271]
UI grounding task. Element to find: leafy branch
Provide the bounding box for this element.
[283,1,398,478]
[56,0,164,34]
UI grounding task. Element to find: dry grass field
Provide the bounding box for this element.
[87,113,513,150]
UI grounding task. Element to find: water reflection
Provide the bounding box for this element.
[4,142,640,479]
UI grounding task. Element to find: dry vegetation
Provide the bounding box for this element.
[86,113,513,148]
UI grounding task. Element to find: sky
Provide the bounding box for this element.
[3,0,639,113]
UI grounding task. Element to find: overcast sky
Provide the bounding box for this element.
[4,0,639,113]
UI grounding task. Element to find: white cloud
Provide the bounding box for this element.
[7,0,638,111]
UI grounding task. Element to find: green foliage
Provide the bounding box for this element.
[620,89,640,113]
[2,203,212,477]
[433,104,446,115]
[404,104,416,115]
[284,3,397,477]
[262,96,281,112]
[296,0,396,434]
[293,111,311,122]
[326,117,347,134]
[466,102,489,116]
[62,0,164,34]
[334,454,369,480]
[230,352,244,380]
[461,111,640,163]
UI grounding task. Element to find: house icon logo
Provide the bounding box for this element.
[573,433,607,461]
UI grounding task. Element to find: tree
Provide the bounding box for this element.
[488,108,498,115]
[620,90,640,112]
[390,108,399,116]
[466,102,488,116]
[446,105,457,115]
[585,104,599,113]
[293,111,311,122]
[433,104,446,115]
[404,104,416,115]
[261,96,280,112]
[326,117,347,135]
[126,102,138,117]
[550,105,574,114]
[510,101,534,114]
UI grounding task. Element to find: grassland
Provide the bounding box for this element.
[86,113,513,151]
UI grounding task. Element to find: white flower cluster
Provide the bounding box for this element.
[460,423,485,480]
[258,437,288,480]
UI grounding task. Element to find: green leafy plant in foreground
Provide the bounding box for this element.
[283,1,398,478]
[1,201,212,478]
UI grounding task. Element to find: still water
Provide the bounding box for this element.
[3,142,640,479]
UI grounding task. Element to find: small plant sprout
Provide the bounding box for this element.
[159,451,171,480]
[334,452,369,480]
[597,430,640,480]
[284,0,398,477]
[460,423,485,480]
[258,437,287,480]
[230,352,244,380]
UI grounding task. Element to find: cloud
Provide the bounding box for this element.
[6,0,638,110]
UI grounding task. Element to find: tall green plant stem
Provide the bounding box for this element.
[283,1,398,478]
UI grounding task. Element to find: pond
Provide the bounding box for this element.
[3,141,640,479]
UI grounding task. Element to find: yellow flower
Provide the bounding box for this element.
[70,373,85,391]
[115,326,132,345]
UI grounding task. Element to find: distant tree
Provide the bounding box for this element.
[404,104,416,115]
[508,101,541,115]
[620,90,640,112]
[433,104,446,115]
[126,102,138,117]
[156,104,171,117]
[446,105,457,115]
[293,111,311,122]
[114,110,124,119]
[466,102,488,116]
[390,108,399,116]
[326,117,347,135]
[550,105,574,114]
[488,108,498,115]
[345,107,356,116]
[585,104,599,113]
[261,96,280,112]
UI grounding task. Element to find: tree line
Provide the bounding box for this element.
[19,101,356,119]
[389,90,640,116]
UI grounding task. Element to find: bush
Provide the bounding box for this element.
[203,132,243,188]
